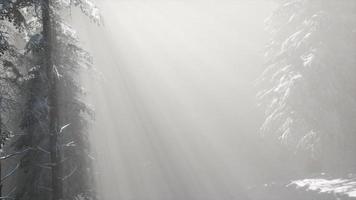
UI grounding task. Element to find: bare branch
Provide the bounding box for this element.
[61,165,78,181]
[0,196,15,199]
[0,163,20,184]
[5,186,16,197]
[0,148,32,160]
[37,185,53,192]
[87,154,95,160]
[59,123,71,134]
[36,164,52,170]
[62,141,75,147]
[36,145,50,154]
[0,185,16,199]
[59,156,69,163]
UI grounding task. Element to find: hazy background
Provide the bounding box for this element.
[72,1,278,199]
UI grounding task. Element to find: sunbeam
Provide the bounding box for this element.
[72,1,275,200]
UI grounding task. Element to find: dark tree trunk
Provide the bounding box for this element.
[41,0,63,199]
[0,97,2,197]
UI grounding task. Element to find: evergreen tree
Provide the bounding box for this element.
[258,0,356,172]
[0,1,32,198]
[0,0,100,199]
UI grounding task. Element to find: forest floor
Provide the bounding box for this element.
[290,177,356,198]
[247,174,356,200]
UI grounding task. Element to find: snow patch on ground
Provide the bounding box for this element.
[290,178,356,198]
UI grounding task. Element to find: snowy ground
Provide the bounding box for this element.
[290,177,356,198]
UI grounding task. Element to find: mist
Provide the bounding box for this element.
[2,0,356,199]
[70,0,356,199]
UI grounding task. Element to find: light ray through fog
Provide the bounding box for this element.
[72,1,275,199]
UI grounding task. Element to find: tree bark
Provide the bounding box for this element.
[0,97,2,197]
[41,1,63,199]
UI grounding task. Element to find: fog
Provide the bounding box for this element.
[73,1,279,199]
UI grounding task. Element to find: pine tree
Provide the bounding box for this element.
[0,1,33,198]
[0,0,100,199]
[258,0,356,172]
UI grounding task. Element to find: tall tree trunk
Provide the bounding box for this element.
[41,0,63,199]
[0,97,2,197]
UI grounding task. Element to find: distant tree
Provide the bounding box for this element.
[258,0,356,172]
[52,1,99,199]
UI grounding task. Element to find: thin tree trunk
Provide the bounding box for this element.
[41,0,63,199]
[0,97,2,197]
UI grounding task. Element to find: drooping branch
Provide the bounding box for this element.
[0,186,16,200]
[0,163,20,184]
[0,196,15,199]
[36,145,50,154]
[61,165,78,181]
[0,148,32,160]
